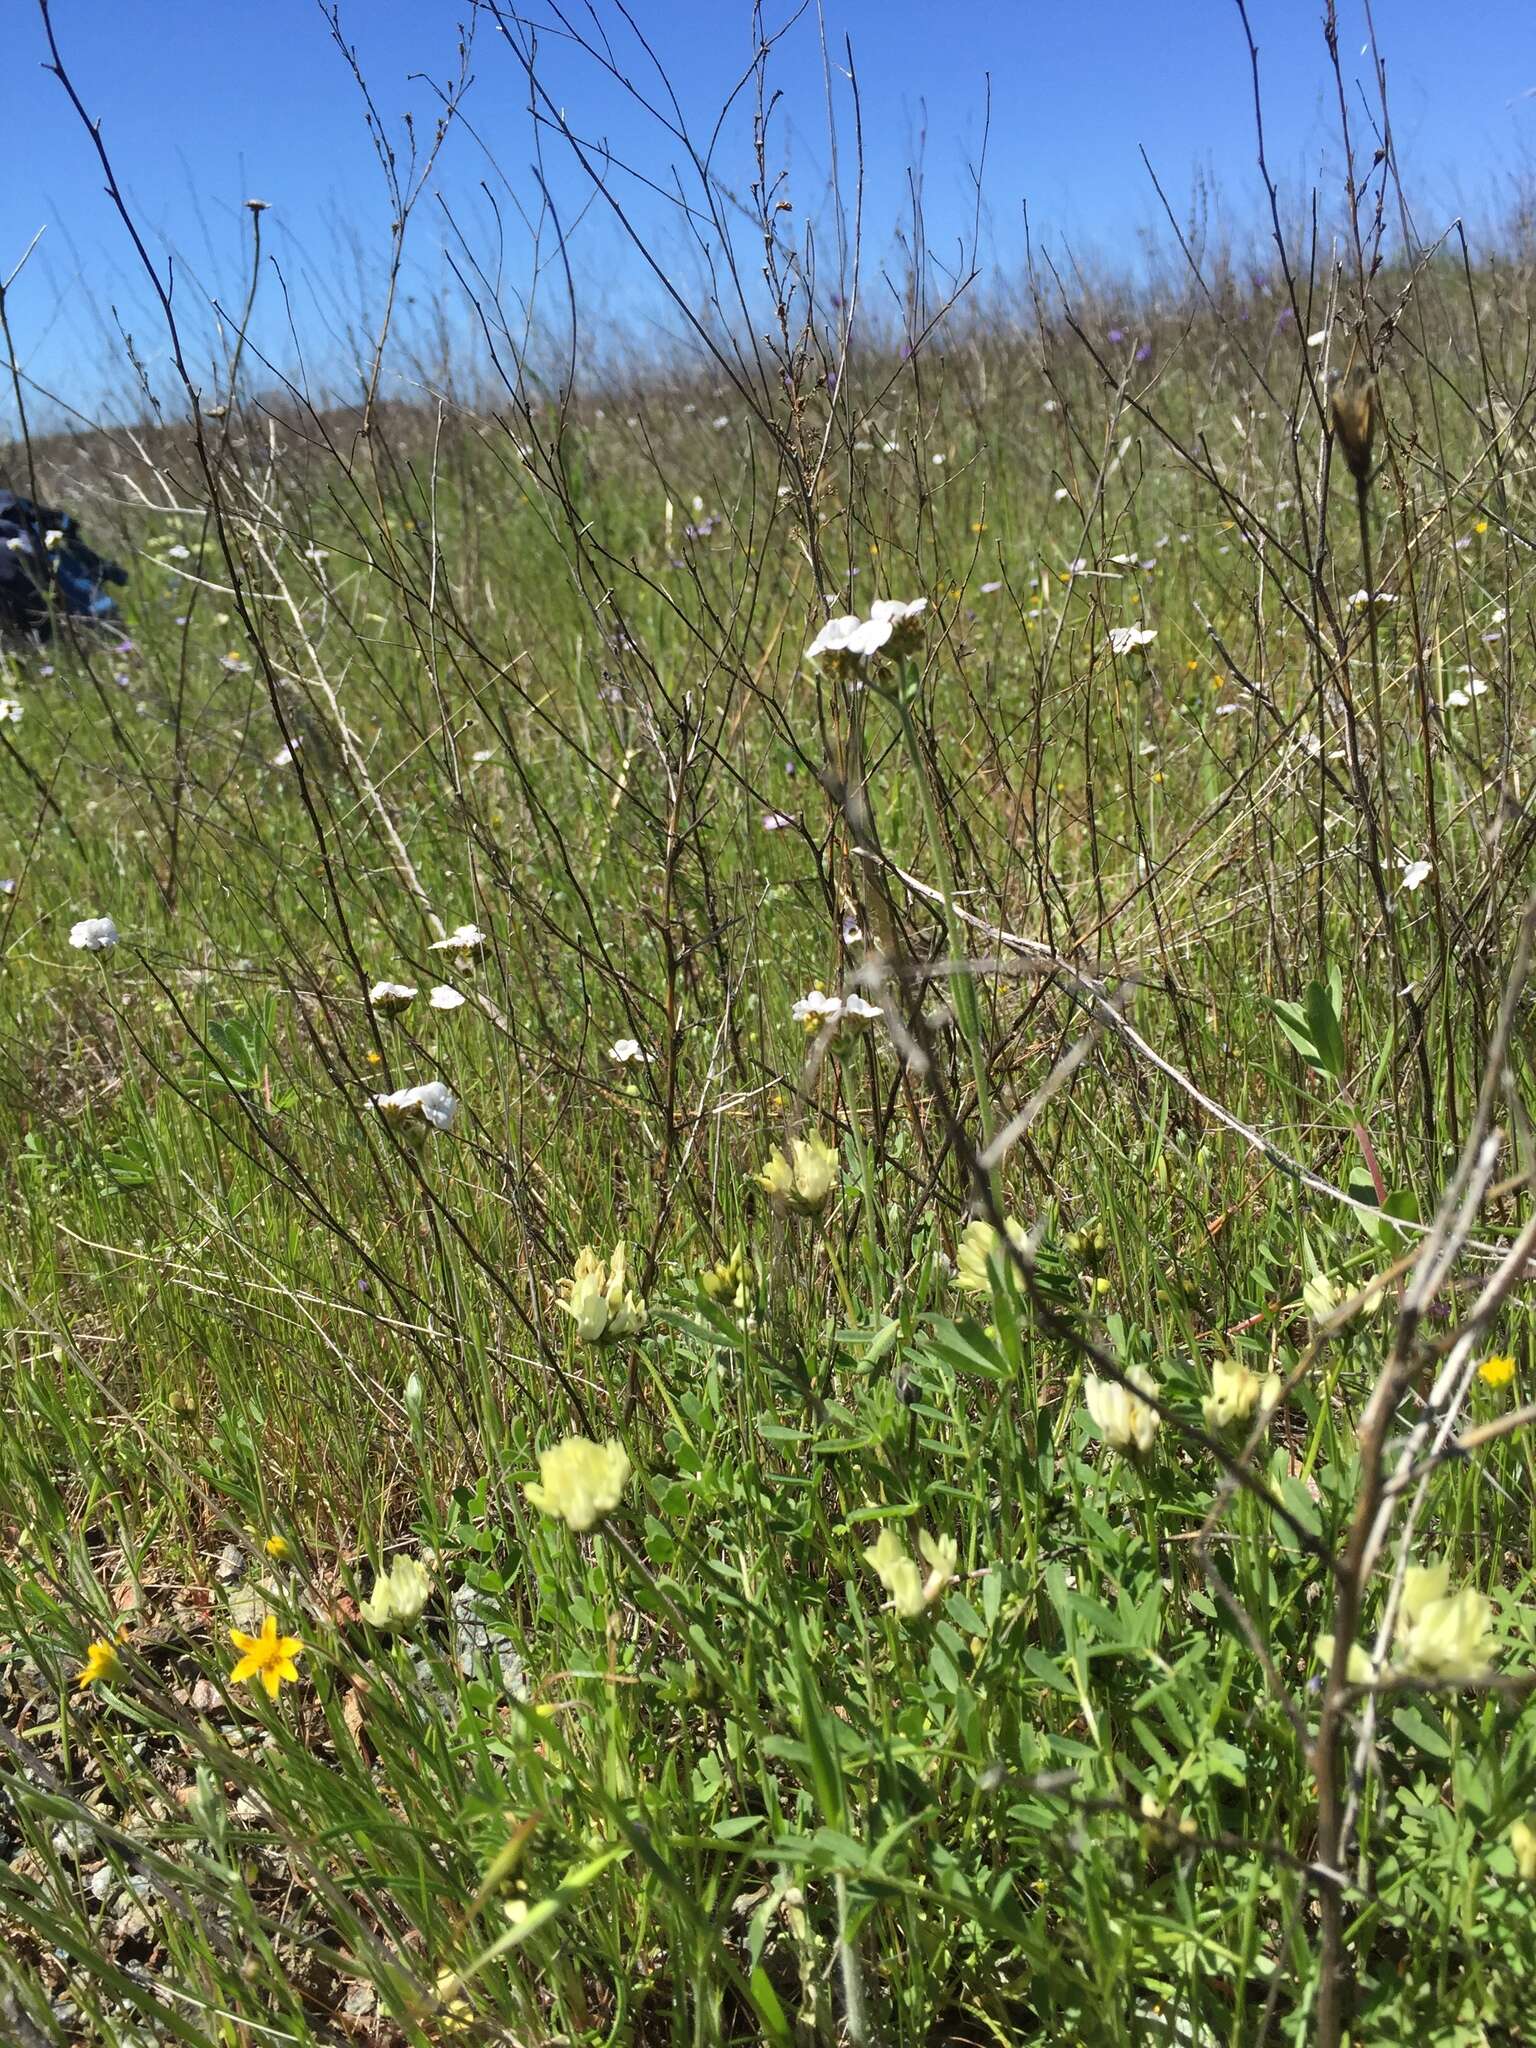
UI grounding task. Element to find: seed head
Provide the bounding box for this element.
[1330,371,1377,483]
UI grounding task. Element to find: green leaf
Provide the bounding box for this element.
[1304,975,1348,1082]
[1391,1705,1452,1760]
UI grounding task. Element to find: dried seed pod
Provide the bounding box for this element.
[1331,371,1377,482]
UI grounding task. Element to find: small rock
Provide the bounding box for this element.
[50,1820,94,1861]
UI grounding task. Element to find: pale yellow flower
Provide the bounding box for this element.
[1510,1816,1536,1883]
[525,1436,632,1532]
[917,1529,958,1605]
[865,1527,925,1618]
[360,1553,433,1633]
[700,1244,748,1311]
[1084,1367,1160,1453]
[755,1134,839,1214]
[1396,1562,1495,1682]
[954,1216,1027,1295]
[1302,1271,1343,1323]
[558,1243,646,1344]
[1202,1359,1283,1430]
[1314,1634,1375,1686]
[862,1522,957,1620]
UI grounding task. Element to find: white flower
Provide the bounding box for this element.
[806,614,883,665]
[70,916,119,952]
[373,1080,458,1134]
[1084,1366,1160,1453]
[271,742,298,767]
[806,597,926,673]
[429,985,466,1011]
[164,543,191,562]
[368,980,417,1015]
[1399,858,1432,893]
[1444,679,1487,710]
[43,528,64,551]
[869,595,927,633]
[792,988,844,1028]
[429,923,486,956]
[1108,626,1157,655]
[608,1037,650,1063]
[841,993,883,1026]
[0,697,22,723]
[1348,588,1398,611]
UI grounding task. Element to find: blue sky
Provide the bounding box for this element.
[4,0,1535,431]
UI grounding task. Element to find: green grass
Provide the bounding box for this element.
[4,211,1536,2046]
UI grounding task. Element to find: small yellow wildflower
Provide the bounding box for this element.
[263,1534,291,1561]
[1478,1352,1516,1391]
[525,1436,632,1532]
[365,1048,383,1066]
[229,1614,305,1701]
[1511,1816,1536,1883]
[76,1637,123,1690]
[1474,520,1488,536]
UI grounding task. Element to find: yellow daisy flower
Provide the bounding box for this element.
[229,1614,304,1700]
[76,1637,123,1690]
[1478,1352,1516,1390]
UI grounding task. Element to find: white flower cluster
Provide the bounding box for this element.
[805,597,927,676]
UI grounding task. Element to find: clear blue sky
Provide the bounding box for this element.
[4,0,1534,432]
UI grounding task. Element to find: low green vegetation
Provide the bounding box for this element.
[4,87,1536,2047]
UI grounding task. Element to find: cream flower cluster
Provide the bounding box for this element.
[1317,1559,1498,1687]
[559,1242,646,1343]
[1202,1359,1283,1430]
[755,1134,840,1214]
[360,1553,432,1632]
[1084,1367,1161,1454]
[525,1436,632,1532]
[864,1524,958,1620]
[955,1216,1029,1296]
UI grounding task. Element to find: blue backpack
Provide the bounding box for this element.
[0,490,127,636]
